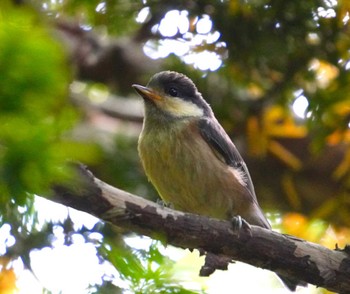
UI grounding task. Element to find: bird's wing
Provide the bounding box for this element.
[198,118,257,201]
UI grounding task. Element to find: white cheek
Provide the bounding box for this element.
[163,97,204,117]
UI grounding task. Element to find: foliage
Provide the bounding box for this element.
[0,0,350,293]
[100,235,202,294]
[0,4,67,200]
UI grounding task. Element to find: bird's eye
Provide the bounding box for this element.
[168,87,178,97]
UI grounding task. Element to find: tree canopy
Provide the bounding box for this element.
[0,0,349,293]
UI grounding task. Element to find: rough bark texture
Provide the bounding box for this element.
[51,165,350,293]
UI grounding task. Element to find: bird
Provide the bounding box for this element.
[133,71,301,291]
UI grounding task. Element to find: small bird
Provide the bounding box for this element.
[133,71,300,291]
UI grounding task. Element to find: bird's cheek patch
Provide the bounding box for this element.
[162,97,204,117]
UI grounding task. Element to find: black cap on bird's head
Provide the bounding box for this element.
[148,71,198,99]
[132,71,213,118]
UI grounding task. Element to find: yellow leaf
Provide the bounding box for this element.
[333,148,350,179]
[281,173,302,209]
[0,262,17,294]
[268,140,303,170]
[246,116,267,157]
[282,213,308,237]
[263,106,307,138]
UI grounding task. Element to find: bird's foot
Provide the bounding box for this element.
[231,215,252,239]
[156,198,174,209]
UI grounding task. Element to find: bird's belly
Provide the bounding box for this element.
[139,128,245,220]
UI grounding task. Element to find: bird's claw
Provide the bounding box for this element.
[156,198,174,209]
[231,215,252,239]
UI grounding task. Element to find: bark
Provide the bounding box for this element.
[51,165,350,293]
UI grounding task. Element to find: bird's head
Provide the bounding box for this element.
[133,71,212,121]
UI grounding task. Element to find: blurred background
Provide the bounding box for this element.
[0,0,349,293]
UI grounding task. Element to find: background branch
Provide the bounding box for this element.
[70,91,144,123]
[56,19,159,93]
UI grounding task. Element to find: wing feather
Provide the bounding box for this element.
[198,118,257,201]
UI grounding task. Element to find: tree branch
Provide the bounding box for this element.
[70,91,144,123]
[51,165,350,293]
[55,19,159,93]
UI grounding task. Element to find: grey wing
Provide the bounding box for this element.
[198,118,257,201]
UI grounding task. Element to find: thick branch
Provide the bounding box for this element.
[51,166,350,293]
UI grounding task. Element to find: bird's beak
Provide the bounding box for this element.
[132,84,162,101]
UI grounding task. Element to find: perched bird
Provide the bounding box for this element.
[133,71,300,291]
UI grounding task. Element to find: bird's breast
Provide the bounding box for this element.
[138,120,249,219]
